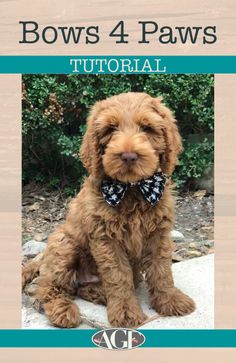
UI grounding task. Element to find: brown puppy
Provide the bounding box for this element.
[22,92,195,328]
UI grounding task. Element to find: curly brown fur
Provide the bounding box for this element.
[22,92,195,328]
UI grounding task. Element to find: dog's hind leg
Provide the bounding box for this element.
[34,226,83,328]
[36,277,81,328]
[22,253,43,289]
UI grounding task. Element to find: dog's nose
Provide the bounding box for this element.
[120,152,138,165]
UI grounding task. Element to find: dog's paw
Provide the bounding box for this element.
[151,288,195,317]
[44,297,81,328]
[108,299,146,328]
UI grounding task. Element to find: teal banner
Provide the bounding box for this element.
[0,329,236,348]
[0,56,235,74]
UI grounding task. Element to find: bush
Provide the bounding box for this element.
[22,74,214,190]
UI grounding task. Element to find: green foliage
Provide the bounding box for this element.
[174,138,214,188]
[22,74,214,189]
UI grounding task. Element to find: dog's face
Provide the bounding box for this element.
[80,92,182,182]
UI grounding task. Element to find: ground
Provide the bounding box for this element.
[22,182,214,261]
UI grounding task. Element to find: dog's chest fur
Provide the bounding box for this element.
[100,187,173,260]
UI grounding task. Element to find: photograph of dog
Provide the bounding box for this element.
[22,91,197,328]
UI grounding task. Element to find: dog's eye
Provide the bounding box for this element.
[141,125,154,133]
[99,125,117,146]
[103,125,117,135]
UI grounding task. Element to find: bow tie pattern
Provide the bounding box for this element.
[101,172,167,207]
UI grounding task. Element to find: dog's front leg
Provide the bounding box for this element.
[143,232,195,316]
[90,238,146,328]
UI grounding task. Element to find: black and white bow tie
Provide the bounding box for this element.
[101,172,167,207]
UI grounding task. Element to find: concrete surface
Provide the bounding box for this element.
[22,254,214,329]
[171,230,185,242]
[22,240,47,257]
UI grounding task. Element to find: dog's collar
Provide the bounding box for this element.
[101,171,167,207]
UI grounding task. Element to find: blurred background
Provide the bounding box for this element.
[22,74,214,262]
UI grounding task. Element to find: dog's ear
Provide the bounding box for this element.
[80,103,103,178]
[152,97,183,175]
